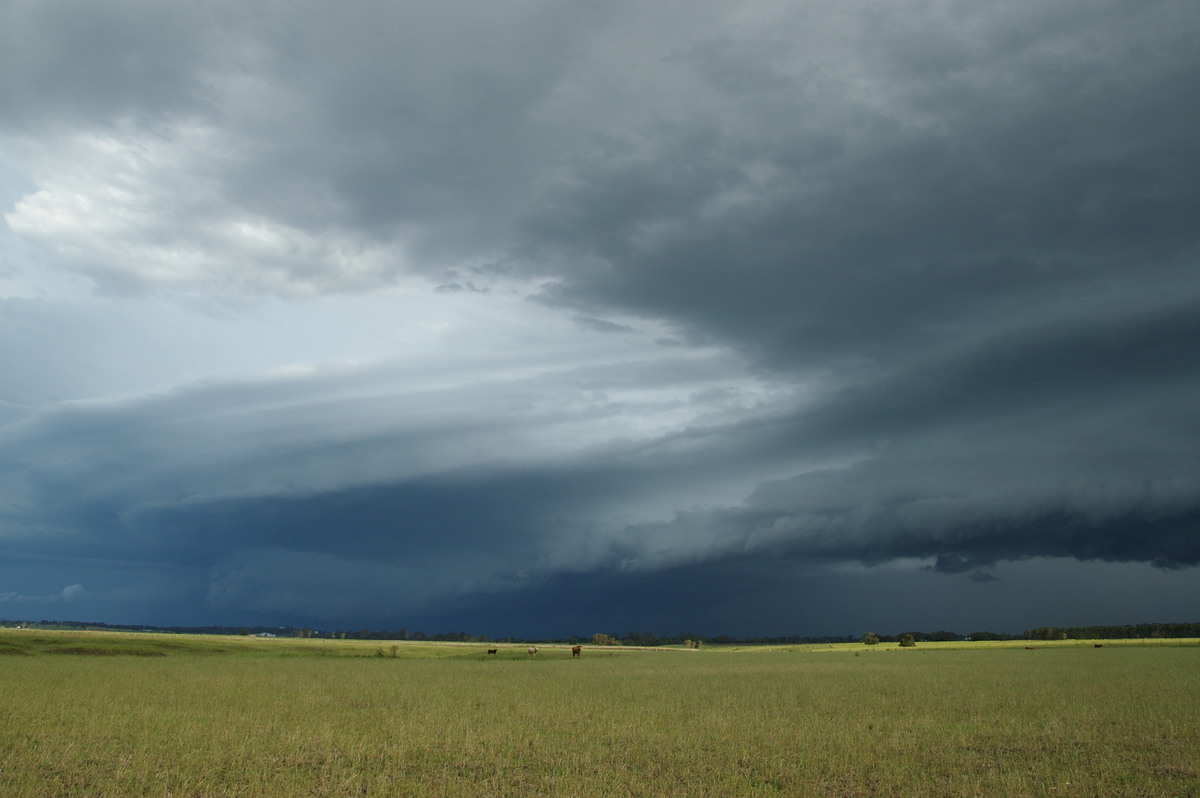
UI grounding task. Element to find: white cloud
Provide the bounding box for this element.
[4,121,420,298]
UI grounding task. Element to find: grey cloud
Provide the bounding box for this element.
[572,316,636,334]
[204,549,464,620]
[785,299,1200,456]
[0,332,779,620]
[7,1,1198,309]
[0,584,85,605]
[0,1,217,127]
[706,445,1200,571]
[2,2,591,295]
[525,3,1200,373]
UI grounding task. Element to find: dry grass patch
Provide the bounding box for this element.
[0,631,1196,796]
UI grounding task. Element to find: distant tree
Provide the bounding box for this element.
[1025,627,1067,641]
[861,632,881,645]
[623,630,662,647]
[592,633,619,646]
[967,631,1016,641]
[1024,622,1200,641]
[899,633,917,647]
[927,630,961,642]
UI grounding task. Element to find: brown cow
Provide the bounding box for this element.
[571,645,582,658]
[487,648,498,655]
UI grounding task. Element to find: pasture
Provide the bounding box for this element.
[0,630,1196,796]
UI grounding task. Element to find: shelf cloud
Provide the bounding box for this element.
[2,1,1198,636]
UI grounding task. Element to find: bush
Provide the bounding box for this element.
[899,634,916,648]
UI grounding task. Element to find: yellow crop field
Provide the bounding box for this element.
[1,630,1196,796]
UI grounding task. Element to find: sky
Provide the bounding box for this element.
[2,1,1199,639]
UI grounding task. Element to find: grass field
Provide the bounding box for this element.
[1,630,1196,796]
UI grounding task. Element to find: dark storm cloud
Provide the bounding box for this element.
[3,1,1200,633]
[683,304,1200,573]
[0,335,772,620]
[528,4,1200,370]
[511,2,1200,590]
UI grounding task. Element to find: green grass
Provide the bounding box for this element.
[0,630,1197,796]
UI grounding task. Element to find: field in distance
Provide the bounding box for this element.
[1,628,1197,796]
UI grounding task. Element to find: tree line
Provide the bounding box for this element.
[10,618,1200,644]
[1023,622,1200,640]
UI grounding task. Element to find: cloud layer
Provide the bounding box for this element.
[2,1,1198,634]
